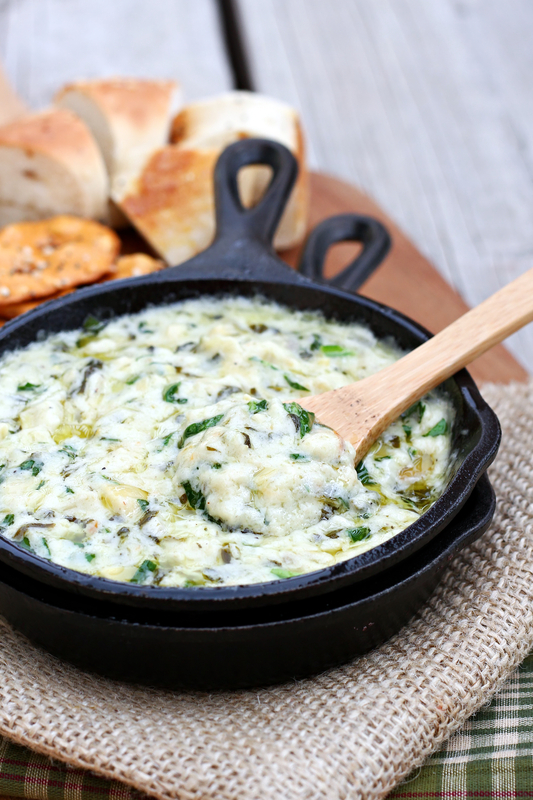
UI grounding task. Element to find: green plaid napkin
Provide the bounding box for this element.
[389,652,533,798]
[0,738,139,800]
[2,654,533,800]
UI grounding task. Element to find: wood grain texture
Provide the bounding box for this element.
[238,0,533,373]
[282,173,527,385]
[0,0,232,108]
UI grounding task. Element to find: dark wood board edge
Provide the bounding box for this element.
[281,172,528,385]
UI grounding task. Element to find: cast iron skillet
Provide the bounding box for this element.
[0,474,495,689]
[0,138,501,613]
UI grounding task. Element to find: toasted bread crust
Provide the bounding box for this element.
[0,109,106,170]
[121,93,309,258]
[0,109,109,223]
[118,146,219,263]
[56,79,177,132]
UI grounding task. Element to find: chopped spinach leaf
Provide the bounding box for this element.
[290,453,309,461]
[163,383,187,404]
[17,382,41,391]
[250,356,279,370]
[402,423,412,439]
[271,568,301,579]
[402,401,426,423]
[100,437,120,442]
[85,553,96,563]
[76,359,103,392]
[161,433,174,446]
[248,398,268,414]
[20,536,34,553]
[137,499,149,512]
[1,514,14,526]
[424,419,448,437]
[19,459,42,476]
[356,462,376,486]
[37,480,45,490]
[181,481,206,511]
[375,455,391,462]
[321,345,355,357]
[347,526,371,543]
[178,414,224,448]
[59,445,76,459]
[130,559,158,584]
[42,537,51,557]
[83,315,105,334]
[310,333,322,351]
[283,402,315,438]
[65,487,75,494]
[322,495,350,512]
[284,375,310,392]
[126,375,141,385]
[100,474,119,483]
[400,496,418,509]
[212,463,222,469]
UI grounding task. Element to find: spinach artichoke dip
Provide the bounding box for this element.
[0,296,454,587]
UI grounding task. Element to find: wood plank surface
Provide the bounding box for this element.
[237,0,533,373]
[0,0,233,108]
[281,173,527,385]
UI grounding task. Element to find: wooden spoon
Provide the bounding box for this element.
[301,268,533,463]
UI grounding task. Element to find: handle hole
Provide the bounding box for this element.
[237,164,274,209]
[324,241,363,279]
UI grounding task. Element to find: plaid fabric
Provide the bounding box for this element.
[389,652,533,798]
[2,656,533,800]
[0,738,139,800]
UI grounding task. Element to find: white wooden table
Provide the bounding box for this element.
[2,0,532,371]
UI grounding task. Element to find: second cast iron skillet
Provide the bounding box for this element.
[0,139,501,612]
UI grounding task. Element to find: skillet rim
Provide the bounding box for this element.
[0,262,501,612]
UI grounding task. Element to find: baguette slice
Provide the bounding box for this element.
[0,109,108,227]
[115,91,308,263]
[56,78,179,225]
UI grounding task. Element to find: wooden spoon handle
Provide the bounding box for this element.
[304,265,533,458]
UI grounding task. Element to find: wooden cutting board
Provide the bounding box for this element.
[282,173,528,385]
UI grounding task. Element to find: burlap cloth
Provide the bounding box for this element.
[1,380,533,800]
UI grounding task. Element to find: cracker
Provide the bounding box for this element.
[0,289,72,319]
[0,216,120,305]
[104,253,165,281]
[0,253,163,320]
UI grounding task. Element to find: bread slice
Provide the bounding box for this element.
[0,109,108,227]
[115,91,308,263]
[117,146,220,265]
[56,78,179,225]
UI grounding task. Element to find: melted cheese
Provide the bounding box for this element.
[0,296,454,587]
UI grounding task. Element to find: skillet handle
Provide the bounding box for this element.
[298,214,391,292]
[214,138,298,247]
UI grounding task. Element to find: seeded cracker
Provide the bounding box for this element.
[0,216,120,305]
[104,253,165,281]
[0,254,165,320]
[0,288,72,319]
